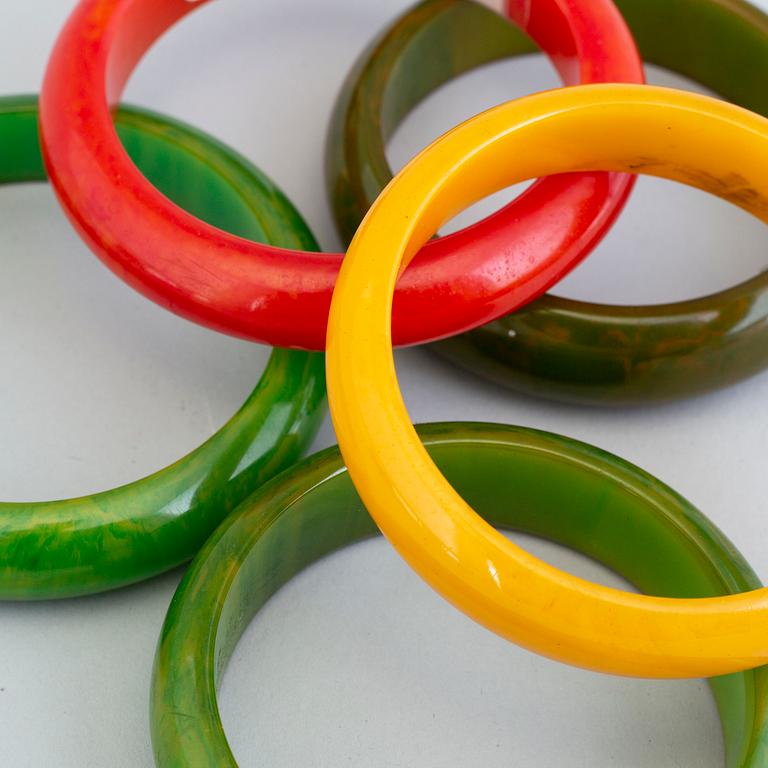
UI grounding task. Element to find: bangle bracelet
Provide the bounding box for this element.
[151,423,768,767]
[39,0,641,350]
[329,0,768,404]
[0,94,326,600]
[327,84,768,678]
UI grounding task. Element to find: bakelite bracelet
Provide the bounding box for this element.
[151,423,768,767]
[0,95,326,600]
[329,0,768,404]
[38,0,642,351]
[327,85,768,678]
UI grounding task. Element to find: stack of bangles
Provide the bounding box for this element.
[2,0,768,764]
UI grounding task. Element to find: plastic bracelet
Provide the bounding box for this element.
[328,0,768,404]
[151,423,768,767]
[327,84,768,678]
[0,95,326,600]
[39,0,642,351]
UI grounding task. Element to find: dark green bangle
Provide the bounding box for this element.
[0,95,326,600]
[151,422,767,767]
[326,0,768,405]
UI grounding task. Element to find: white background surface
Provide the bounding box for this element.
[1,0,768,765]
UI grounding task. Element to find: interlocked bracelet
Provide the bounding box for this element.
[328,0,768,403]
[151,423,767,767]
[0,95,325,599]
[39,0,641,350]
[327,84,768,678]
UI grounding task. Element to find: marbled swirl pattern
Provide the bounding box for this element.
[152,423,768,767]
[0,96,326,599]
[327,0,768,404]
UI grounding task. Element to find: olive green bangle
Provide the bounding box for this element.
[152,422,767,767]
[0,95,326,600]
[326,0,768,405]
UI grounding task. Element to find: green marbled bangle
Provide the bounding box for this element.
[152,422,767,767]
[0,95,326,600]
[326,0,768,405]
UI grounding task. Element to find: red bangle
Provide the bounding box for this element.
[40,0,643,350]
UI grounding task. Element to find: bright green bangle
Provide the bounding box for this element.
[0,95,326,600]
[151,423,767,767]
[327,0,768,404]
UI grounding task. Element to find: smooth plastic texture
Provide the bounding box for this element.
[0,95,326,600]
[151,423,768,768]
[39,0,642,350]
[327,84,768,678]
[328,0,768,403]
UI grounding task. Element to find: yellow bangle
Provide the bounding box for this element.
[327,83,768,679]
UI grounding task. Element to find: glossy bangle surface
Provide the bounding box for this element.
[0,95,326,600]
[151,423,768,768]
[39,0,641,351]
[329,0,768,403]
[327,84,768,678]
